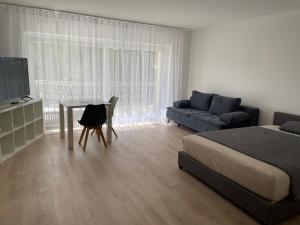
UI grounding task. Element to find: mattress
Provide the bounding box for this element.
[182,125,299,202]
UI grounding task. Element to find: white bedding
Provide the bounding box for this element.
[182,125,298,202]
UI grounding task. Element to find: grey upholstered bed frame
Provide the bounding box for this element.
[178,112,300,225]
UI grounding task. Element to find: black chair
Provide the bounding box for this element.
[78,104,107,151]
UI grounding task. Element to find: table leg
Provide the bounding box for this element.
[59,103,65,138]
[67,107,74,149]
[106,105,112,144]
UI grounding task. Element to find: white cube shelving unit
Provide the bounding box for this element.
[0,99,44,162]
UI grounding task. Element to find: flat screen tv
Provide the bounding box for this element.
[0,57,30,103]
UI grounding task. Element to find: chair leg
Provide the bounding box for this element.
[95,128,101,142]
[79,127,86,145]
[112,127,118,138]
[99,128,107,148]
[83,128,90,151]
[91,129,96,136]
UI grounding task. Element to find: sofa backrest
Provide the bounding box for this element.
[190,91,213,111]
[239,105,259,126]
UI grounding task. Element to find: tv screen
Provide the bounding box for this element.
[0,57,30,103]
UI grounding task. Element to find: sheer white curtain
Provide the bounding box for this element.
[1,5,184,130]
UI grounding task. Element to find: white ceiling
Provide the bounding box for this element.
[2,0,300,29]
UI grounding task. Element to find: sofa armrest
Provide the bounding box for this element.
[173,99,191,108]
[239,105,259,126]
[221,111,251,124]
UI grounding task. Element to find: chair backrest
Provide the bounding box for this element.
[108,96,118,116]
[79,104,107,126]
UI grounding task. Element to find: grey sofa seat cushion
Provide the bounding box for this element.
[209,95,241,115]
[279,121,300,135]
[190,113,228,128]
[166,107,203,117]
[221,111,251,124]
[190,90,213,111]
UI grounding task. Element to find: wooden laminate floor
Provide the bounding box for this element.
[0,124,299,225]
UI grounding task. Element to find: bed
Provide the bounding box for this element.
[178,112,300,225]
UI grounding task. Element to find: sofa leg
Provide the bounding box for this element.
[167,119,170,124]
[177,124,181,127]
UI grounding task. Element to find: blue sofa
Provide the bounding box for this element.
[166,91,259,132]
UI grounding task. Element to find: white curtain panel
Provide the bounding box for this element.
[1,5,185,130]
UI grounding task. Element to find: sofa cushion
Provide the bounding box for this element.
[190,90,213,111]
[279,121,300,135]
[173,99,191,108]
[221,111,251,124]
[209,95,241,115]
[166,107,203,117]
[190,113,228,128]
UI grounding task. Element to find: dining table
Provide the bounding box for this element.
[59,99,112,149]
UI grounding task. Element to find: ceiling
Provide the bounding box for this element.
[1,0,300,29]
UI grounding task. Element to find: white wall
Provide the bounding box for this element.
[189,9,300,124]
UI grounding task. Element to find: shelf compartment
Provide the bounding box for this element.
[0,133,14,156]
[24,104,34,123]
[35,119,44,136]
[25,123,35,142]
[12,107,25,129]
[34,101,43,119]
[0,111,13,137]
[14,127,26,149]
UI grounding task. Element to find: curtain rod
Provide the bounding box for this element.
[0,2,189,31]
